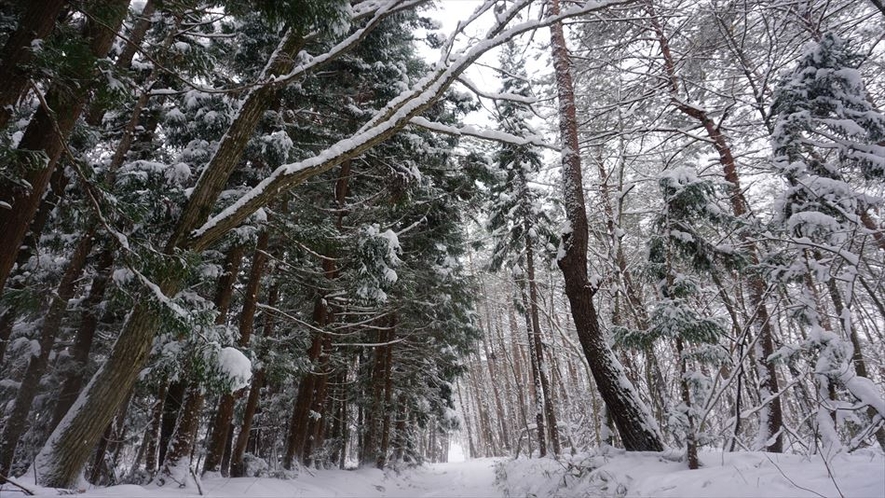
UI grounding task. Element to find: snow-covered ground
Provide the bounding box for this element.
[499,448,885,498]
[8,449,883,497]
[15,459,502,497]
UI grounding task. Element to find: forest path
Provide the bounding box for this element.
[380,458,503,497]
[59,458,505,497]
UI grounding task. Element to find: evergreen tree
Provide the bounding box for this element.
[770,32,885,453]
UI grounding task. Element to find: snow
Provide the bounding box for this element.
[499,450,885,498]
[17,450,883,497]
[216,347,252,391]
[29,459,503,497]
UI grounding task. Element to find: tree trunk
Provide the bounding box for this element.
[48,247,115,434]
[143,382,168,475]
[0,0,67,129]
[0,227,94,477]
[0,0,128,296]
[229,282,279,477]
[157,383,204,485]
[549,0,663,452]
[524,211,561,456]
[645,0,783,452]
[376,326,395,469]
[204,242,260,476]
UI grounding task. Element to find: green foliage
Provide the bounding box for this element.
[222,0,350,35]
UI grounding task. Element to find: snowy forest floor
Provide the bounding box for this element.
[5,450,883,497]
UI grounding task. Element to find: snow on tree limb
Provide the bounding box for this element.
[456,76,538,105]
[190,0,628,250]
[409,116,556,149]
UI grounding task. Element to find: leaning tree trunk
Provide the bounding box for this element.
[549,0,663,452]
[0,227,95,477]
[645,1,783,452]
[0,0,129,296]
[0,0,67,130]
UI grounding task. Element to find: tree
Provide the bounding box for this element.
[770,32,885,452]
[549,0,663,452]
[485,41,561,457]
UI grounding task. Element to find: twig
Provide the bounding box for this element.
[763,453,828,498]
[0,473,35,495]
[190,468,204,496]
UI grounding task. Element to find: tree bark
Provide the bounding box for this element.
[229,282,279,477]
[157,382,203,485]
[0,0,67,129]
[518,278,546,457]
[0,227,94,477]
[0,0,128,296]
[204,242,259,476]
[523,201,561,456]
[550,0,663,452]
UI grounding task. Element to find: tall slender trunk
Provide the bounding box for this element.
[524,209,561,456]
[143,382,168,475]
[518,278,546,457]
[0,0,67,129]
[0,0,128,296]
[156,243,243,483]
[203,239,262,475]
[0,227,95,477]
[229,282,279,477]
[645,0,782,452]
[550,0,663,452]
[157,382,204,485]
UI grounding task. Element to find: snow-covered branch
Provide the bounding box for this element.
[409,116,556,149]
[456,75,538,105]
[190,0,630,250]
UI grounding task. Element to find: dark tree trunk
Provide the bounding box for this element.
[0,227,95,477]
[48,247,115,434]
[143,382,168,475]
[284,320,325,469]
[376,324,395,469]
[230,282,279,477]
[157,383,204,485]
[204,238,264,476]
[0,0,128,296]
[549,0,663,452]
[159,243,244,482]
[158,380,186,468]
[0,0,67,129]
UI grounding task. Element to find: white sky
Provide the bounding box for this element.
[414,1,555,133]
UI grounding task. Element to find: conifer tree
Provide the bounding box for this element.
[770,32,885,452]
[485,41,561,457]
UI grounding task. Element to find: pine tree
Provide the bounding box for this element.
[484,41,561,457]
[770,32,885,453]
